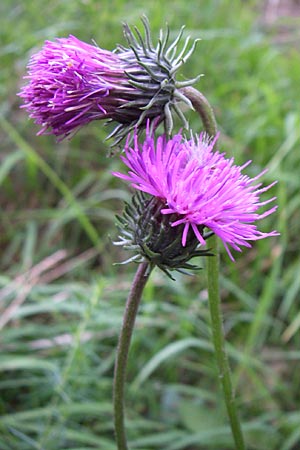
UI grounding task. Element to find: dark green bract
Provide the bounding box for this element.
[115,191,213,279]
[108,16,201,144]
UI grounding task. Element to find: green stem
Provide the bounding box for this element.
[181,87,246,449]
[113,262,151,450]
[207,235,246,449]
[180,86,218,138]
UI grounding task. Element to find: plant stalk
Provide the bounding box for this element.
[206,234,246,449]
[113,262,151,450]
[180,86,218,138]
[181,86,246,449]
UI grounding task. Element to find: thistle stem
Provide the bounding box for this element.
[113,262,151,450]
[206,235,246,449]
[180,86,218,138]
[181,87,246,449]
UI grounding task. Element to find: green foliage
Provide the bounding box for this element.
[1,0,300,448]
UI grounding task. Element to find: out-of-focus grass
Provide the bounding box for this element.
[1,0,300,449]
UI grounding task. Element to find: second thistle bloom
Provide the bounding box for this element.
[113,130,279,261]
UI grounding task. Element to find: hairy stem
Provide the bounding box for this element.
[113,262,151,450]
[180,87,246,449]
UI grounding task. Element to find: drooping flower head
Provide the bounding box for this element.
[113,129,279,262]
[18,17,200,143]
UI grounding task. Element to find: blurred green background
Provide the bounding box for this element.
[1,0,300,449]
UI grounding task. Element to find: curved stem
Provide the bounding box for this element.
[113,262,151,450]
[180,87,246,449]
[180,86,218,138]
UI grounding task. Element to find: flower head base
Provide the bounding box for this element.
[115,190,213,278]
[18,17,199,144]
[113,130,279,261]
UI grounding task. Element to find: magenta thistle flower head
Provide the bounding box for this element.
[113,130,279,261]
[18,17,200,143]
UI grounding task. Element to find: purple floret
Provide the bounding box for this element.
[18,36,134,138]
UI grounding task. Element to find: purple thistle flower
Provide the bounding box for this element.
[19,36,127,139]
[18,18,200,143]
[113,130,279,261]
